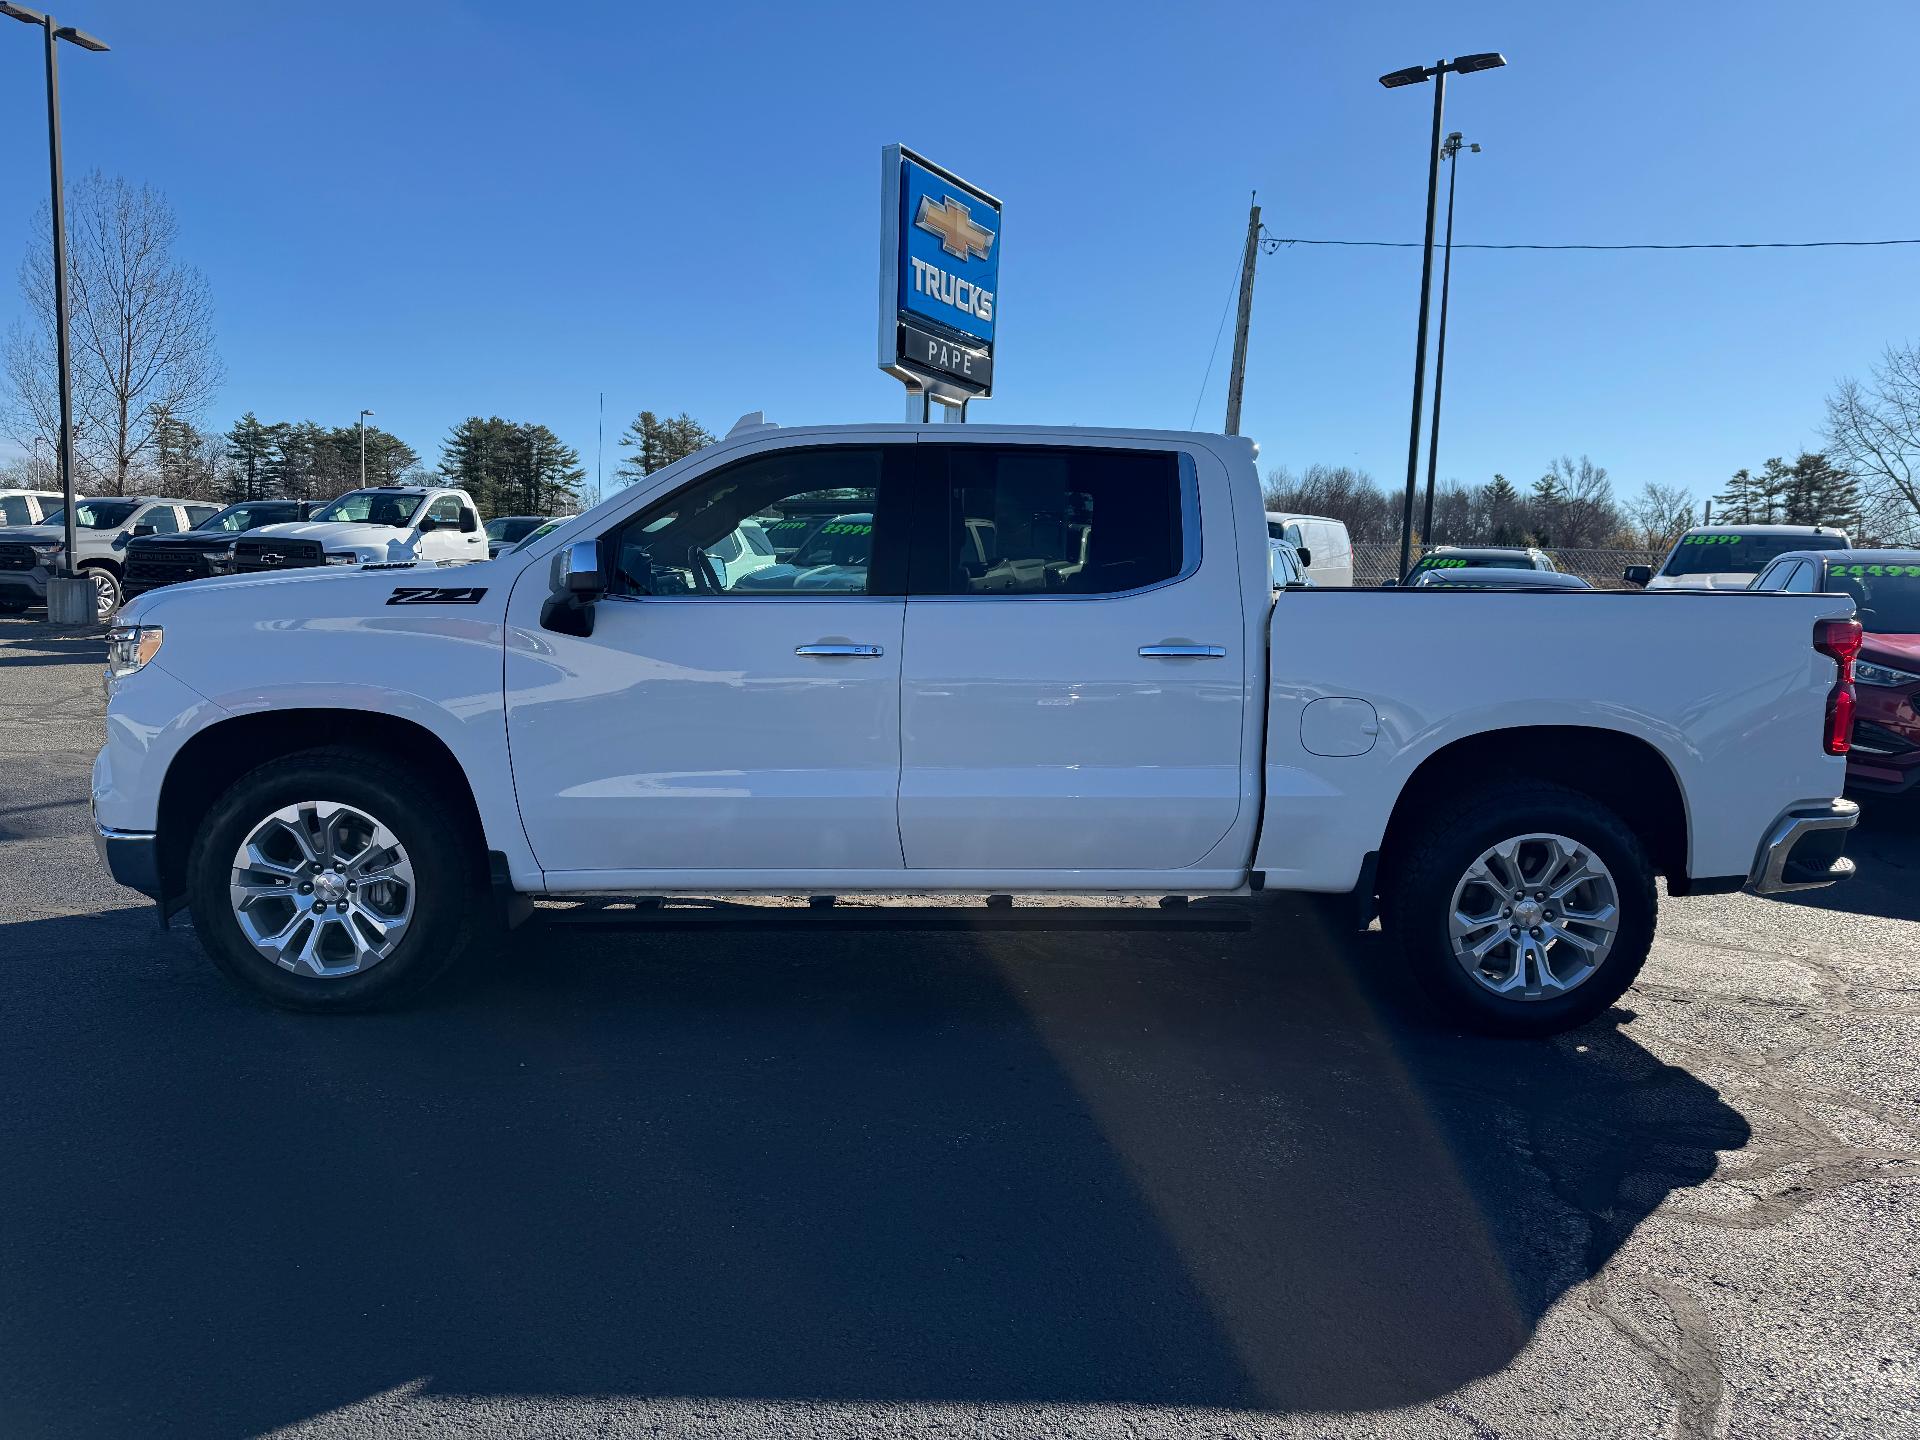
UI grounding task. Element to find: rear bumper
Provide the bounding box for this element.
[1746,799,1859,895]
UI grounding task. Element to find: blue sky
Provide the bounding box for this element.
[1,0,1915,505]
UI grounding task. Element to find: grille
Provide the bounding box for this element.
[124,547,215,595]
[232,537,323,573]
[1852,719,1917,757]
[0,543,38,572]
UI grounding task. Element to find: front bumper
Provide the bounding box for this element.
[0,567,50,604]
[1747,799,1859,895]
[93,820,162,899]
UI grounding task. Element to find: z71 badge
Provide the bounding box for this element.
[386,586,488,606]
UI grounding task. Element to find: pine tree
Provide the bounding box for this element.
[1788,451,1861,532]
[224,412,275,503]
[1482,473,1523,545]
[615,410,714,481]
[1713,467,1757,524]
[1755,457,1794,523]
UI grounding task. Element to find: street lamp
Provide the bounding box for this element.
[357,408,374,487]
[1419,131,1481,551]
[1,2,108,620]
[1378,51,1505,581]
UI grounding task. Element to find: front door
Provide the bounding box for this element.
[422,494,483,563]
[505,441,912,881]
[898,441,1250,875]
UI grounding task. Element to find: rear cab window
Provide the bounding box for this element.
[916,445,1187,597]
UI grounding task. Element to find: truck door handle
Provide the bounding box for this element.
[795,643,884,657]
[1138,644,1226,658]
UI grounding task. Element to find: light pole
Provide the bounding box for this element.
[1419,131,1480,551]
[1379,51,1505,581]
[1,2,107,618]
[357,408,374,487]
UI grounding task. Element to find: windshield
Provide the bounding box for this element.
[1826,562,1920,634]
[40,500,138,531]
[509,518,569,552]
[311,490,421,527]
[1661,532,1846,577]
[486,516,543,543]
[791,516,872,569]
[197,503,285,533]
[1410,552,1535,575]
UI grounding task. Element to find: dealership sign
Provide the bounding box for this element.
[880,144,1000,402]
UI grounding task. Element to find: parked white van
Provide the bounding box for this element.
[1265,512,1353,588]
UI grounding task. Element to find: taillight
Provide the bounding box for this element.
[1814,617,1863,755]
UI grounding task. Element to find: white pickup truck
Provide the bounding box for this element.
[91,421,1862,1035]
[226,484,487,574]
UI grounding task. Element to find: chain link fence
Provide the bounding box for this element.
[1350,543,1661,589]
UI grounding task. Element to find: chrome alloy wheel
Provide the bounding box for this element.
[91,572,117,621]
[1447,832,1620,1001]
[228,800,416,978]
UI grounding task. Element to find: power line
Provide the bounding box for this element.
[1261,231,1920,253]
[1189,243,1247,429]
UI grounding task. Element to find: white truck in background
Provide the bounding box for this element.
[228,485,486,574]
[93,421,1860,1035]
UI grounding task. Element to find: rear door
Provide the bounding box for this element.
[897,440,1249,875]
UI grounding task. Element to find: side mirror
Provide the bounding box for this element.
[1295,546,1312,569]
[417,515,437,533]
[543,539,604,636]
[561,539,605,598]
[460,510,479,533]
[131,523,155,538]
[1622,564,1652,588]
[1380,578,1399,588]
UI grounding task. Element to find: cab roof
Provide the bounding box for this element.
[1685,523,1845,535]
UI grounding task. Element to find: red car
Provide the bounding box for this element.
[1750,548,1920,794]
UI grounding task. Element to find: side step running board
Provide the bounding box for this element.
[536,900,1254,934]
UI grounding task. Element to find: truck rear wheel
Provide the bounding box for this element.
[186,747,481,1012]
[1382,781,1655,1036]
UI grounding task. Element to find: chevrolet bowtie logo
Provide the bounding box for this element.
[915,194,995,263]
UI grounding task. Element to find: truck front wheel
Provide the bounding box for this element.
[186,748,481,1012]
[1382,782,1656,1036]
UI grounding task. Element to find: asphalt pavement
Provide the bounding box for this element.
[1,616,1916,1439]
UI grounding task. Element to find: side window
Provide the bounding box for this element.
[1283,523,1305,550]
[924,446,1185,597]
[142,505,180,534]
[1783,562,1817,594]
[428,495,463,525]
[185,504,221,527]
[607,446,890,597]
[0,496,30,525]
[1751,560,1791,591]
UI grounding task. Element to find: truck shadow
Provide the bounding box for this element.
[0,900,1748,1437]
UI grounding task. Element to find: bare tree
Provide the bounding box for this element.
[1825,343,1920,543]
[1628,482,1698,552]
[4,172,222,495]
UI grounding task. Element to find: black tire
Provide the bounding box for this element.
[0,597,28,615]
[1381,780,1656,1037]
[82,565,121,622]
[187,747,483,1012]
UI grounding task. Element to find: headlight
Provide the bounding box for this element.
[1856,660,1920,688]
[105,623,163,680]
[29,542,62,565]
[324,552,359,566]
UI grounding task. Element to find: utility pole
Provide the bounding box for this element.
[1223,193,1261,436]
[596,391,604,507]
[357,408,373,486]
